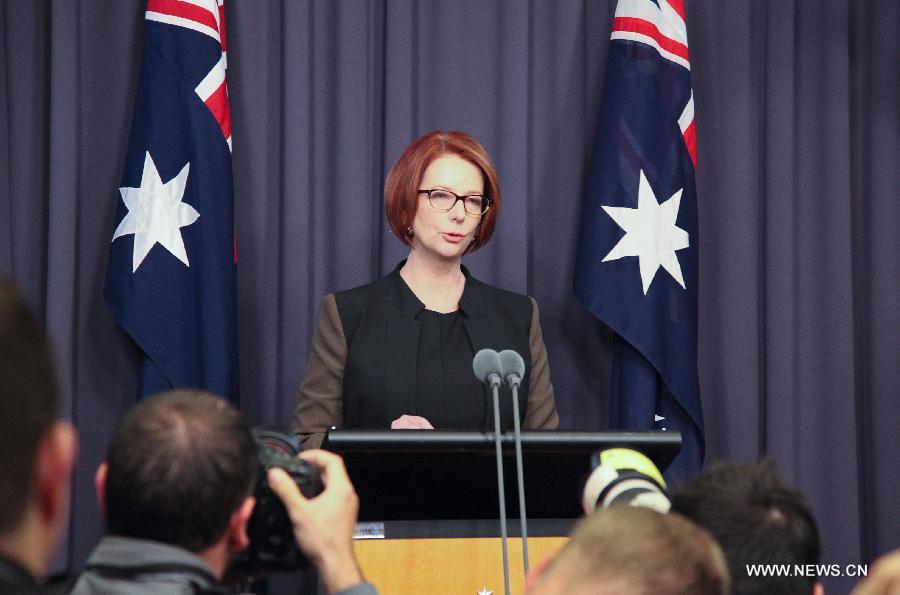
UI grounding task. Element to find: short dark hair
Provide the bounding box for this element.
[538,506,729,594]
[103,390,258,552]
[0,279,58,534]
[671,459,822,595]
[384,130,501,253]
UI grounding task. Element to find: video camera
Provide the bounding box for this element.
[228,428,323,580]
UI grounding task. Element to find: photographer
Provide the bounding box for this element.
[524,448,729,594]
[670,459,823,595]
[0,279,77,593]
[526,506,729,594]
[71,390,376,595]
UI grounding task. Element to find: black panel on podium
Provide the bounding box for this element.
[324,430,681,522]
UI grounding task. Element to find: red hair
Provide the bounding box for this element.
[384,130,500,253]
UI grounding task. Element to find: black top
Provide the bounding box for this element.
[335,264,536,431]
[413,306,487,428]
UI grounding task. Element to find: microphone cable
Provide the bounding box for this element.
[473,348,511,595]
[499,349,530,576]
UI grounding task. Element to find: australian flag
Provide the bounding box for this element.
[104,0,237,403]
[574,0,703,480]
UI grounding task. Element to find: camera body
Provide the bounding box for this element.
[229,429,323,579]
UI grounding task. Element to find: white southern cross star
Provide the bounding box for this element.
[112,151,199,273]
[601,169,689,294]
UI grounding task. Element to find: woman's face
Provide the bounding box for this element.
[410,153,483,263]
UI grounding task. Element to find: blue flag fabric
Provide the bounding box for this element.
[574,0,703,480]
[104,1,237,403]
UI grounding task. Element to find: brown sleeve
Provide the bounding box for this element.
[523,297,559,429]
[292,294,347,449]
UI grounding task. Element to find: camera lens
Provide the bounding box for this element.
[582,448,670,514]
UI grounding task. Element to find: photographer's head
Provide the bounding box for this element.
[96,390,258,574]
[671,459,822,595]
[0,278,77,582]
[527,506,729,595]
[77,390,369,593]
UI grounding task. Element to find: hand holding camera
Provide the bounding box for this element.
[268,449,364,594]
[227,429,365,594]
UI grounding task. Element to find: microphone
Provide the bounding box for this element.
[473,348,503,388]
[472,348,510,595]
[498,349,530,577]
[498,349,525,388]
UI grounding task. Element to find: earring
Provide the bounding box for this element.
[406,226,413,237]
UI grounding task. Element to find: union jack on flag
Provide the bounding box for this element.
[104,0,239,403]
[574,0,703,479]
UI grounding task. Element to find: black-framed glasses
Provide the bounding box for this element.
[418,188,490,216]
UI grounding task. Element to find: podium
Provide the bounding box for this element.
[325,430,681,594]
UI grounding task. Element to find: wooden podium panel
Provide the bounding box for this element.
[355,536,567,594]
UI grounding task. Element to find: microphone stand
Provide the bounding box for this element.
[490,376,511,595]
[509,377,529,576]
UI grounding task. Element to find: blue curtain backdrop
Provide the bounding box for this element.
[0,1,897,593]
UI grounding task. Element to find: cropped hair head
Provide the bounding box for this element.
[671,458,822,595]
[384,130,500,253]
[0,279,59,534]
[533,506,730,595]
[103,390,258,552]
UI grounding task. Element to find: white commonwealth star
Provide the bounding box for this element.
[112,151,199,273]
[601,169,689,294]
[477,589,493,595]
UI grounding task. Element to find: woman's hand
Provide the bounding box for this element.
[390,414,434,429]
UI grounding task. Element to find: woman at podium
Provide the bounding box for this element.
[292,131,559,448]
